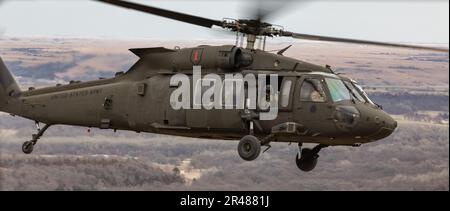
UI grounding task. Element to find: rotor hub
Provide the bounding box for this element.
[222,19,284,37]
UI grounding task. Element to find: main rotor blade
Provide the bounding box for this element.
[250,0,448,22]
[284,32,449,52]
[252,0,297,21]
[96,0,223,28]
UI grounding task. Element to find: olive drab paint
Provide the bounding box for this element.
[0,45,397,147]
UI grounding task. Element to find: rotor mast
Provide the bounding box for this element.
[246,34,257,50]
[235,34,261,50]
[234,33,266,50]
[224,19,281,51]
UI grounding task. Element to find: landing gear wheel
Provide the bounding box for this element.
[21,123,51,154]
[22,141,34,154]
[296,148,318,172]
[238,135,261,161]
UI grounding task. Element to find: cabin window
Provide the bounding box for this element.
[222,83,232,107]
[221,79,242,108]
[300,78,326,102]
[280,80,292,107]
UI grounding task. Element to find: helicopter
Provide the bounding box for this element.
[0,0,448,172]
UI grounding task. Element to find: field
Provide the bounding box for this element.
[0,119,448,191]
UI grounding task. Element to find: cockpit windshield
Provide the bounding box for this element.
[324,78,375,104]
[324,78,351,103]
[306,76,376,105]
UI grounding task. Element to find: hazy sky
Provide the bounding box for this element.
[0,0,449,43]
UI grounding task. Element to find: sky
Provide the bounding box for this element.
[0,0,449,43]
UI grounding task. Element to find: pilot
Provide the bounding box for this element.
[310,89,325,102]
[302,80,325,102]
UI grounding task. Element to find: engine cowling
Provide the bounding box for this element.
[216,46,253,70]
[171,45,253,71]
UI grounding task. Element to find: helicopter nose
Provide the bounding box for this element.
[383,113,397,130]
[369,112,397,140]
[391,119,398,130]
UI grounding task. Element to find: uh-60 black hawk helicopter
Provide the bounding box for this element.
[0,0,448,171]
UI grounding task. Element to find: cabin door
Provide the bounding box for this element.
[294,77,332,131]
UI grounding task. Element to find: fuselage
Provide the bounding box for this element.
[6,45,397,146]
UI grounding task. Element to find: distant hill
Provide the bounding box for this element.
[0,37,448,89]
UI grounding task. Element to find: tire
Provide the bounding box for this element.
[238,135,261,161]
[22,141,34,154]
[296,148,318,172]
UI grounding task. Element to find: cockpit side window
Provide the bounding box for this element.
[300,78,326,102]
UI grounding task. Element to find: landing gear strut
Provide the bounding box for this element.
[22,122,51,154]
[295,143,328,172]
